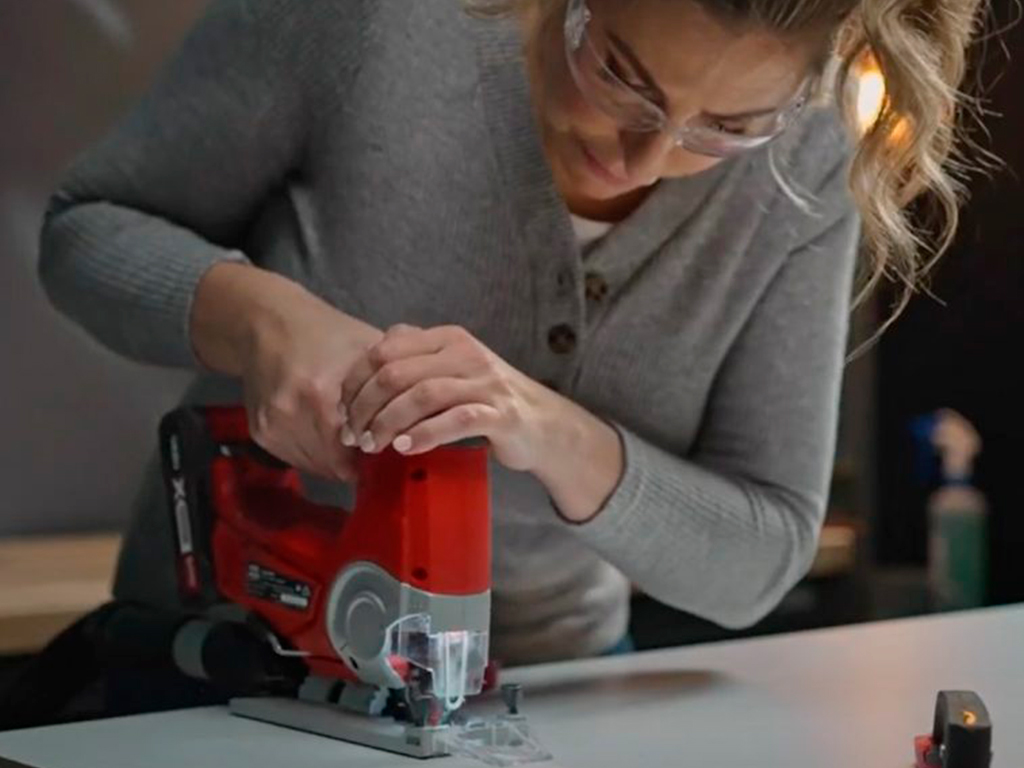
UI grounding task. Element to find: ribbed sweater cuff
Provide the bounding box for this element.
[47,202,251,368]
[565,422,714,557]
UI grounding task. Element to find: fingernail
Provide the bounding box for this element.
[359,430,376,453]
[393,435,413,453]
[338,404,348,423]
[341,425,356,447]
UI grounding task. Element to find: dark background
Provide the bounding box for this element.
[875,0,1024,604]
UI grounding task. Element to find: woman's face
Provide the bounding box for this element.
[529,0,821,204]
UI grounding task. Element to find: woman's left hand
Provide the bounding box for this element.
[339,324,554,472]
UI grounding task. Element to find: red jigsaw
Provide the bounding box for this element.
[160,406,492,728]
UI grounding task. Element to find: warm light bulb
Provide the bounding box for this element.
[856,66,886,133]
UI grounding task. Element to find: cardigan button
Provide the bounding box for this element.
[584,271,609,302]
[547,324,578,355]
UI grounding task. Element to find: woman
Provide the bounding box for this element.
[40,0,981,674]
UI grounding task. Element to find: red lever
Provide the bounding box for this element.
[915,734,937,768]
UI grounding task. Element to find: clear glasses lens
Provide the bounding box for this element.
[565,7,664,132]
[564,0,807,158]
[676,130,774,157]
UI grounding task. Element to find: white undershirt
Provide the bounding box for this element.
[569,213,614,250]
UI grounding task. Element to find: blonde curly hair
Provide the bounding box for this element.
[466,0,989,342]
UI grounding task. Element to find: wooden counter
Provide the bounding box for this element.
[0,534,120,655]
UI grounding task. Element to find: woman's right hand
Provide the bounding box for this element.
[191,261,383,481]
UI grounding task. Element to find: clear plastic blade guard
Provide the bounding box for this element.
[388,613,488,712]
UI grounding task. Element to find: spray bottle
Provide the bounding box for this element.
[913,409,988,611]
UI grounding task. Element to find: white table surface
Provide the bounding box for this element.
[1,605,1021,768]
